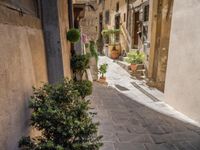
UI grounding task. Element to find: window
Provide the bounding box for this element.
[124,13,126,22]
[144,5,149,21]
[105,10,110,24]
[116,2,119,12]
[35,0,41,18]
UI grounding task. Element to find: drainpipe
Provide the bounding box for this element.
[68,0,75,56]
[126,0,129,29]
[68,0,74,28]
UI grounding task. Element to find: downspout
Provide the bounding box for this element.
[68,0,74,28]
[126,0,129,29]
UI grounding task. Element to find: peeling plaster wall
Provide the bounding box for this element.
[165,0,200,122]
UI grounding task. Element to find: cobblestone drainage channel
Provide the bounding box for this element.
[131,82,160,102]
[115,84,129,91]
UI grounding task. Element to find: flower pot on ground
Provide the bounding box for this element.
[125,50,145,72]
[102,29,121,58]
[111,45,121,59]
[111,50,119,59]
[130,63,138,71]
[98,63,108,83]
[99,76,107,84]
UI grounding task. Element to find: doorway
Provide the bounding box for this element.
[99,13,103,37]
[133,11,140,47]
[115,14,120,42]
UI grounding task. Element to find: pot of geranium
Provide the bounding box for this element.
[98,63,108,83]
[125,50,145,72]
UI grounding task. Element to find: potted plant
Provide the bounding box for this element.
[71,53,90,81]
[98,63,108,83]
[111,45,120,59]
[125,50,145,72]
[101,29,121,59]
[67,28,80,43]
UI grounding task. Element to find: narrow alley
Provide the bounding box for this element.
[91,57,200,150]
[1,0,200,149]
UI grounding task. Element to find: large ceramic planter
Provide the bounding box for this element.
[108,43,121,58]
[111,50,119,59]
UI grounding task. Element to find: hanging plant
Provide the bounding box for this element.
[67,28,80,43]
[89,40,98,63]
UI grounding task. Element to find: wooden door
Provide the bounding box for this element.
[133,12,139,46]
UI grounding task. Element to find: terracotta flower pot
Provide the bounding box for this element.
[99,76,107,83]
[111,51,119,59]
[130,64,138,72]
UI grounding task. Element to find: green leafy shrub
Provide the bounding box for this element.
[99,64,108,77]
[89,41,98,62]
[101,29,120,44]
[125,50,145,64]
[74,80,93,98]
[71,54,90,80]
[67,28,80,43]
[19,79,102,150]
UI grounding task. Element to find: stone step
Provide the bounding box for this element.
[137,69,146,72]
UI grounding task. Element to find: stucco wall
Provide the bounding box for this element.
[42,0,72,83]
[58,0,72,78]
[165,0,200,122]
[96,0,128,50]
[0,5,48,150]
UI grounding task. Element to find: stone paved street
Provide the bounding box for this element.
[91,83,200,150]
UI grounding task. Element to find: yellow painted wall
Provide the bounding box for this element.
[58,0,72,78]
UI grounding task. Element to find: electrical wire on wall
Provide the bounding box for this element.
[0,1,37,17]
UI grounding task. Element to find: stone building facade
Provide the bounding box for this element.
[0,0,72,149]
[79,4,99,41]
[97,0,128,51]
[127,0,150,51]
[96,0,151,58]
[96,0,172,91]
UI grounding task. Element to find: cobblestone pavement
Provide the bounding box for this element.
[91,83,200,150]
